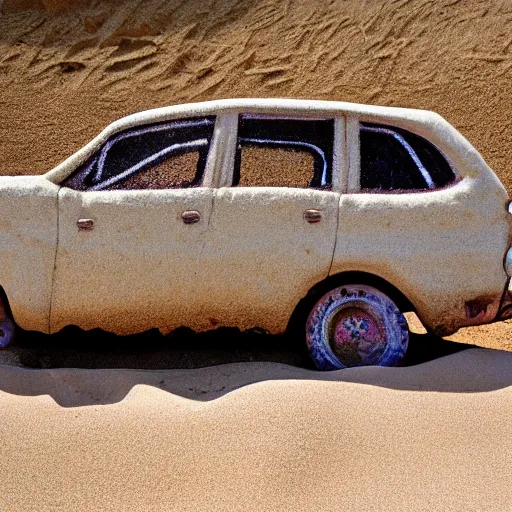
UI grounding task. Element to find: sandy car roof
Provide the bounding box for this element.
[114,98,442,128]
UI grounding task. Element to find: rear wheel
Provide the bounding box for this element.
[0,317,15,349]
[306,284,408,370]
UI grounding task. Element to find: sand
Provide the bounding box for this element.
[239,146,314,187]
[0,0,511,190]
[110,151,201,190]
[1,349,511,511]
[0,1,511,510]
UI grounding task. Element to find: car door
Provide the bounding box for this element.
[199,113,343,333]
[51,116,218,334]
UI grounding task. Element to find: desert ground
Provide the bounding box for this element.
[0,0,511,510]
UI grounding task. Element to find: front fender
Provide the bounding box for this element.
[0,176,59,333]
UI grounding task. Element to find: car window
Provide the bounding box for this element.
[62,117,216,191]
[360,122,455,192]
[233,115,335,189]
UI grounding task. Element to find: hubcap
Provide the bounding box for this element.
[328,305,387,367]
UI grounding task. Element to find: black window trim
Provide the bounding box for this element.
[234,114,335,189]
[89,138,209,191]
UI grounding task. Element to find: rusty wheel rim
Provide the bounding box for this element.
[328,304,387,367]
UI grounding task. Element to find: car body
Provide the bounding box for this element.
[0,98,511,353]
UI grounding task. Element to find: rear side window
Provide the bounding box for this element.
[233,116,335,189]
[360,122,455,192]
[62,117,215,191]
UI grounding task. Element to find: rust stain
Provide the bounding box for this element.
[465,295,495,319]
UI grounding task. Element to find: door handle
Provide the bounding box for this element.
[181,210,201,224]
[77,218,94,231]
[304,209,322,223]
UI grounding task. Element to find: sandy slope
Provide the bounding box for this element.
[1,349,511,512]
[407,313,512,352]
[0,0,511,188]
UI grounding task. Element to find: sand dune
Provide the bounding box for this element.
[0,0,511,191]
[0,348,511,511]
[0,347,511,406]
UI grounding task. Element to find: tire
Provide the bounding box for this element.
[306,284,409,370]
[0,316,15,349]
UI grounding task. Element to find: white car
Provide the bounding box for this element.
[0,98,510,369]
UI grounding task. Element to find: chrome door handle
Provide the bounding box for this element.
[182,210,200,224]
[77,218,94,231]
[304,209,322,223]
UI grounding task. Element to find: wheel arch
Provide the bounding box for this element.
[287,270,414,335]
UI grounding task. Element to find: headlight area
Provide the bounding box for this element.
[506,246,512,279]
[497,241,512,320]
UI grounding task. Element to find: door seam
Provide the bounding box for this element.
[48,186,61,334]
[327,115,346,276]
[327,194,340,277]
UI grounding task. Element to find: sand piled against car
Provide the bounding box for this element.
[1,349,511,511]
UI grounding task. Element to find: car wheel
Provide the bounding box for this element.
[306,284,409,370]
[0,313,15,349]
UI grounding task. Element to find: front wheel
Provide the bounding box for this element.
[0,316,15,349]
[306,284,409,370]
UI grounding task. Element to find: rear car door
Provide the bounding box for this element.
[51,116,217,334]
[200,113,342,333]
[332,119,510,334]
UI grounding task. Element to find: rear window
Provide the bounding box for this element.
[360,123,455,192]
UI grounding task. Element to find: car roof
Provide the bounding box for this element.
[114,98,442,128]
[45,98,493,188]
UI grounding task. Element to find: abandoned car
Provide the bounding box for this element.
[0,98,510,369]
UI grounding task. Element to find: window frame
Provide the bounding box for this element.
[60,115,220,192]
[214,111,346,192]
[347,117,459,194]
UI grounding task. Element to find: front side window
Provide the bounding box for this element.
[233,115,335,189]
[360,122,455,192]
[62,117,216,191]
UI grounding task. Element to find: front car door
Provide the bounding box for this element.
[199,112,343,333]
[51,116,218,334]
